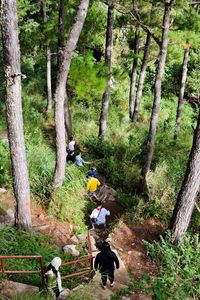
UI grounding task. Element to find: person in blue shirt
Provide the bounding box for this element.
[75,152,85,166]
[87,167,98,178]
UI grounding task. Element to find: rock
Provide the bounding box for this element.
[70,235,79,244]
[63,244,80,257]
[0,280,38,298]
[77,233,87,245]
[60,288,71,298]
[0,187,7,193]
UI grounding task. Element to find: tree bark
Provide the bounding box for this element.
[57,0,73,139]
[141,0,175,181]
[1,0,32,230]
[132,32,151,123]
[57,0,66,69]
[99,1,115,138]
[169,109,200,244]
[41,0,53,113]
[129,27,140,120]
[53,0,90,187]
[64,91,73,138]
[174,44,190,140]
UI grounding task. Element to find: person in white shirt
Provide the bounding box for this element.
[68,136,75,152]
[90,200,110,227]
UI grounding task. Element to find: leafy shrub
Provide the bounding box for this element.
[131,233,200,300]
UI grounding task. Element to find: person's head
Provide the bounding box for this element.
[69,136,73,141]
[95,200,102,207]
[50,257,62,271]
[100,241,111,253]
[46,257,62,276]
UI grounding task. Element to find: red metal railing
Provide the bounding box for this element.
[61,231,94,279]
[0,255,44,285]
[0,231,94,284]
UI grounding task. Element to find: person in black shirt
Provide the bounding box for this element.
[94,241,119,289]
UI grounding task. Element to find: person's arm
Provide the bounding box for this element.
[57,271,63,292]
[90,209,95,218]
[97,179,101,187]
[86,181,90,191]
[94,254,100,271]
[106,209,110,216]
[113,253,119,269]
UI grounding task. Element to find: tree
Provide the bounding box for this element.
[141,0,176,181]
[53,0,90,187]
[174,42,190,140]
[169,109,200,244]
[57,0,73,139]
[129,27,140,120]
[99,0,115,138]
[132,32,151,123]
[40,0,53,113]
[1,0,32,230]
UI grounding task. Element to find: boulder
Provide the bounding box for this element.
[63,244,80,257]
[0,280,39,298]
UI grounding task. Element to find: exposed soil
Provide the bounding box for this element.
[0,191,73,247]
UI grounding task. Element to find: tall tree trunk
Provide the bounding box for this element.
[132,32,151,123]
[57,0,73,139]
[57,0,66,69]
[141,0,175,181]
[53,0,90,187]
[1,0,32,230]
[99,1,115,138]
[64,91,73,138]
[169,109,200,244]
[174,43,190,140]
[46,47,52,112]
[129,28,140,120]
[41,0,53,113]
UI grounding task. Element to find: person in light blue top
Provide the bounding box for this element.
[75,152,85,166]
[90,200,110,227]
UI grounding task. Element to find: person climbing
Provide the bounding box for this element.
[75,152,90,167]
[66,136,75,164]
[42,257,63,299]
[67,136,75,153]
[90,200,110,228]
[87,167,98,178]
[94,241,120,289]
[86,174,101,197]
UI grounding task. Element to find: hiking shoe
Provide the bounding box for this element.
[101,284,106,290]
[110,282,115,287]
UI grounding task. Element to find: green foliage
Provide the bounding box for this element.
[49,164,89,232]
[137,233,200,299]
[0,227,72,287]
[68,51,107,102]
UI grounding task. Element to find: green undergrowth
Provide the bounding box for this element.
[0,227,88,288]
[49,164,90,232]
[109,233,200,300]
[131,233,200,300]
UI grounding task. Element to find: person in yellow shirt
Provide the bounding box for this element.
[86,175,101,197]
